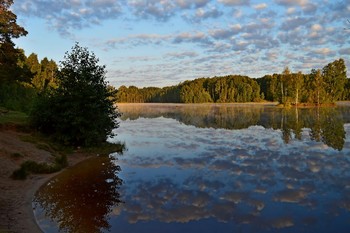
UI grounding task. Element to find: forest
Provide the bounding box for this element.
[116,58,349,105]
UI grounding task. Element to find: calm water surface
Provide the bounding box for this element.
[33,104,350,233]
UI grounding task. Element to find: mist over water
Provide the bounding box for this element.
[34,104,350,233]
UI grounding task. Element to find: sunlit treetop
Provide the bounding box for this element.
[0,0,28,43]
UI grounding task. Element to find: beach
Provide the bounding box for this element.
[0,129,89,233]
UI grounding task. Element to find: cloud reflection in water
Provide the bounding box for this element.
[111,105,350,233]
[33,104,350,233]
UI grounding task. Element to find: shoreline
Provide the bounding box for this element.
[117,101,350,108]
[0,130,92,233]
[117,101,279,106]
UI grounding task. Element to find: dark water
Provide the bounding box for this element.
[33,104,350,233]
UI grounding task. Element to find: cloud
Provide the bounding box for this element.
[176,0,211,9]
[195,7,224,20]
[127,0,177,21]
[209,24,242,40]
[127,0,212,22]
[311,24,322,31]
[301,2,317,14]
[339,47,350,55]
[275,0,308,7]
[13,0,122,36]
[312,48,335,57]
[280,16,311,31]
[253,3,268,10]
[218,0,250,6]
[286,7,296,14]
[105,30,214,49]
[105,33,170,48]
[165,51,199,59]
[173,31,212,46]
[182,6,224,23]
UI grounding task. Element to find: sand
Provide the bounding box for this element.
[0,129,89,233]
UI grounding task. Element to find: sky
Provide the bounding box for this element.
[11,0,350,88]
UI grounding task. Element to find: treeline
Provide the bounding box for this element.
[116,75,261,103]
[116,58,349,105]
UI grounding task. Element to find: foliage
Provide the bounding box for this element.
[11,154,68,180]
[0,0,28,42]
[0,82,36,112]
[322,58,347,102]
[0,0,32,83]
[180,78,213,103]
[30,43,120,146]
[116,75,262,103]
[257,59,349,105]
[25,53,58,91]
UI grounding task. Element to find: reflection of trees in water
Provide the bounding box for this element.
[120,104,348,150]
[120,105,264,129]
[34,156,123,233]
[310,108,346,151]
[279,107,346,150]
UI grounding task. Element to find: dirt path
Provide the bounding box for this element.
[0,130,88,233]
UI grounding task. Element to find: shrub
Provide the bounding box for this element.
[30,43,120,146]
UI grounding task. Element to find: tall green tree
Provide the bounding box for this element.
[25,53,41,87]
[31,43,120,146]
[281,67,291,104]
[0,0,29,82]
[322,58,347,102]
[40,57,58,89]
[291,71,304,105]
[309,69,325,105]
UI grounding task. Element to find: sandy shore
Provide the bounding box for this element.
[0,129,90,233]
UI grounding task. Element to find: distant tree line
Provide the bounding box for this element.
[116,58,349,105]
[116,75,262,103]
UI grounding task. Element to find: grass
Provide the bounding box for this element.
[19,133,74,155]
[0,107,28,127]
[11,154,68,180]
[0,106,69,180]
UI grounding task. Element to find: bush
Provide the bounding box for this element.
[30,43,120,146]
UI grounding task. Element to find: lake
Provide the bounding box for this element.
[33,103,350,233]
